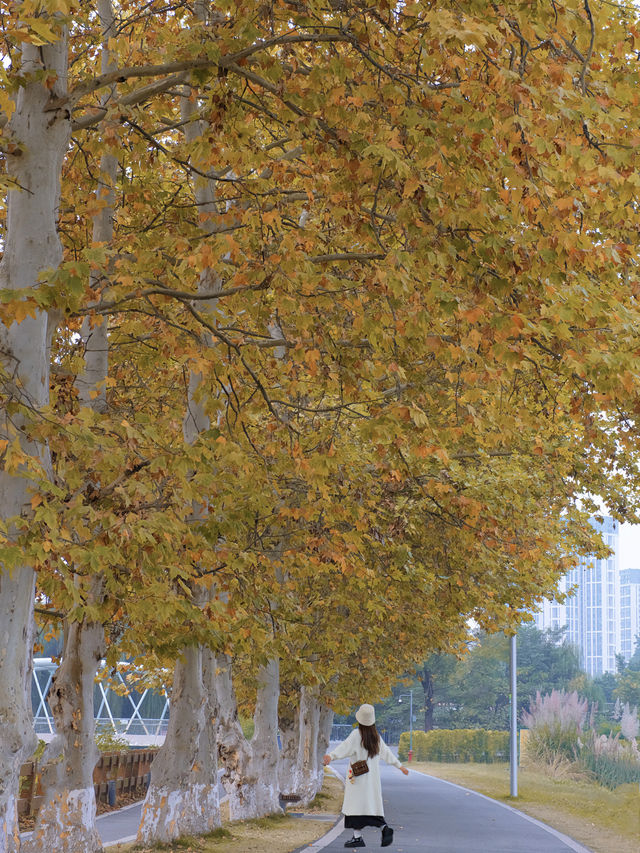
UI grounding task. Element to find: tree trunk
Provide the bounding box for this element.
[0,569,37,853]
[248,658,281,816]
[0,29,70,853]
[24,7,119,848]
[137,645,219,843]
[294,686,321,805]
[135,24,224,838]
[293,690,332,805]
[22,617,105,853]
[75,132,116,410]
[214,653,258,819]
[278,688,332,805]
[420,666,435,732]
[316,704,334,795]
[215,655,281,819]
[277,696,300,795]
[200,645,221,813]
[76,0,117,413]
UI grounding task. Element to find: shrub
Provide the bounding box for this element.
[579,732,640,789]
[95,724,129,752]
[596,721,621,737]
[520,690,640,789]
[619,703,639,742]
[398,729,509,762]
[521,690,587,763]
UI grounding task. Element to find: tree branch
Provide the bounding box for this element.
[81,274,274,317]
[580,0,595,94]
[310,252,385,263]
[72,72,190,131]
[50,32,354,112]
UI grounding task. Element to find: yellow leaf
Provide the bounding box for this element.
[11,300,38,324]
[402,177,420,198]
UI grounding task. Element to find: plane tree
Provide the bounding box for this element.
[4,2,640,849]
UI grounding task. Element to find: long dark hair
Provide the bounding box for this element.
[359,723,380,758]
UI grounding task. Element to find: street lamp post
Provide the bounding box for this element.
[510,633,518,797]
[398,691,414,761]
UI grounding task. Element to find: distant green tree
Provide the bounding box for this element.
[379,626,586,734]
[593,671,617,704]
[370,678,425,741]
[451,632,510,728]
[431,625,582,729]
[568,673,606,709]
[451,626,583,728]
[614,670,640,706]
[627,636,640,672]
[517,625,582,706]
[419,653,459,732]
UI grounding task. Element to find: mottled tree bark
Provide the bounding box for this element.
[316,705,334,796]
[23,6,118,849]
[278,688,333,805]
[296,689,333,805]
[22,616,105,853]
[0,27,70,853]
[137,9,222,834]
[137,645,219,843]
[0,569,37,853]
[278,695,300,795]
[294,687,321,805]
[213,652,254,809]
[215,655,281,819]
[249,659,282,814]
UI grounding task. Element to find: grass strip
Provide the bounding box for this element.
[110,772,344,853]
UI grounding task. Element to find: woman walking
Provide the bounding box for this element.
[323,703,409,848]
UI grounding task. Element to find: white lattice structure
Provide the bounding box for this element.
[32,658,170,740]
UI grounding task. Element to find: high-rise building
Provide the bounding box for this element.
[533,516,620,676]
[532,582,567,632]
[620,568,640,662]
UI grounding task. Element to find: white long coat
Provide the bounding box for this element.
[329,729,403,817]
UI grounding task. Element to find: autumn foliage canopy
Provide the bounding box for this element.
[2,0,640,708]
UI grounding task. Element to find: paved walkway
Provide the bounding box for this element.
[22,751,592,851]
[20,801,144,849]
[100,801,143,848]
[298,759,592,853]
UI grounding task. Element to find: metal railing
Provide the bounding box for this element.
[32,658,170,737]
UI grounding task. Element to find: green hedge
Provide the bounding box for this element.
[398,729,510,763]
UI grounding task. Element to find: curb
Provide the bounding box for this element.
[290,817,345,853]
[105,833,137,849]
[290,767,346,853]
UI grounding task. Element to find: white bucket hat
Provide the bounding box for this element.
[355,703,375,726]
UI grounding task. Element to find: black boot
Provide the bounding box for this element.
[344,836,366,848]
[381,825,394,847]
